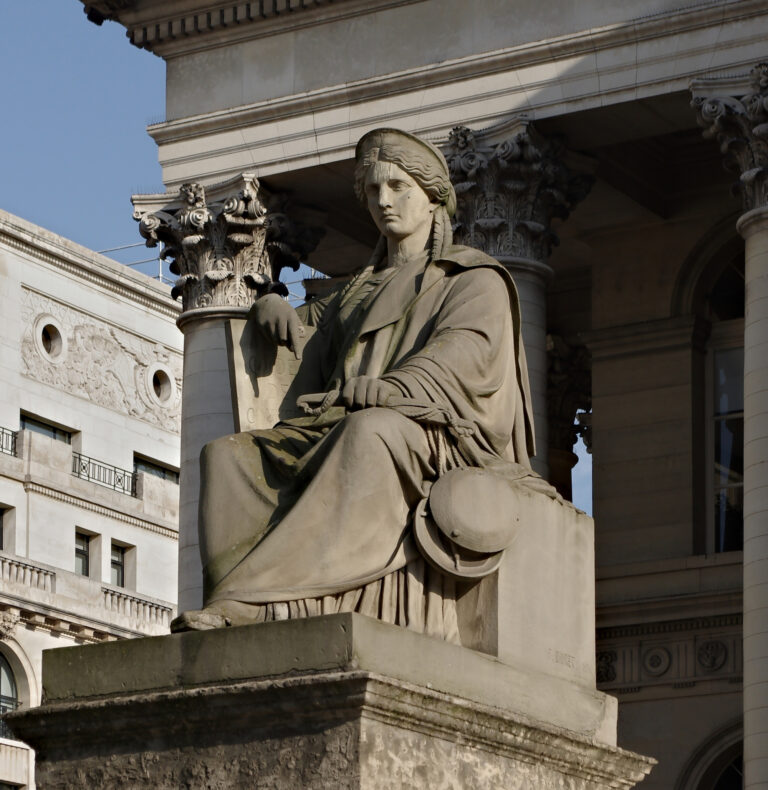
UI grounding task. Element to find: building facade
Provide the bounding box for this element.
[0,209,181,788]
[79,1,768,787]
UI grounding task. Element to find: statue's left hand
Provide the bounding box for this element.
[342,376,400,409]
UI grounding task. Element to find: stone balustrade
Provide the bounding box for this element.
[0,555,55,593]
[101,588,173,628]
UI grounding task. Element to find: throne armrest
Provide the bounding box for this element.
[225,318,320,432]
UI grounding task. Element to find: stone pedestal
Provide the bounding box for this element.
[9,614,653,789]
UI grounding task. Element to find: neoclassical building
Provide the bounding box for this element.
[78,1,768,787]
[0,210,181,787]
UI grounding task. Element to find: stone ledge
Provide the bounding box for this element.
[13,671,653,789]
[36,613,616,743]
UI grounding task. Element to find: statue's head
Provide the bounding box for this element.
[354,129,456,262]
[354,128,456,217]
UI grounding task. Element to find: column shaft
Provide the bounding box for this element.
[738,208,768,789]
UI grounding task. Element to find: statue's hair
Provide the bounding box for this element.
[353,140,455,212]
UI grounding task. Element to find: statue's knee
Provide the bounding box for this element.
[200,433,239,468]
[341,407,408,443]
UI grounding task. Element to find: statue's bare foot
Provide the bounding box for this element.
[170,609,231,632]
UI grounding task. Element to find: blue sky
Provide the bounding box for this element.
[0,1,166,275]
[0,1,593,512]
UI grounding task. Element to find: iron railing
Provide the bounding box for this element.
[0,427,16,457]
[72,452,134,496]
[0,695,19,740]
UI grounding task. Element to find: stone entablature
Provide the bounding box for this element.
[597,614,742,694]
[124,1,768,187]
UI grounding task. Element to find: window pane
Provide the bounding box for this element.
[110,563,124,587]
[0,656,16,701]
[714,416,744,485]
[19,415,71,444]
[715,487,744,552]
[714,348,744,416]
[75,553,88,576]
[134,457,179,484]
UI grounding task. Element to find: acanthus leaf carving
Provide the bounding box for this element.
[692,62,768,212]
[133,175,325,314]
[445,122,594,263]
[21,290,182,433]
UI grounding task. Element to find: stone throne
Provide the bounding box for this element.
[7,174,653,789]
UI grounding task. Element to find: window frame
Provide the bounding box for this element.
[110,543,126,588]
[74,531,91,577]
[19,413,72,444]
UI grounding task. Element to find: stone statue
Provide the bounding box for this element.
[172,128,545,642]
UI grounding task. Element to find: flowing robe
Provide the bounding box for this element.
[198,245,535,638]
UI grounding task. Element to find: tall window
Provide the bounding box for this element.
[75,532,90,577]
[110,544,125,587]
[0,653,18,739]
[712,346,744,552]
[706,253,744,553]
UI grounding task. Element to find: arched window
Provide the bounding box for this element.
[711,754,743,789]
[0,653,19,739]
[676,724,742,790]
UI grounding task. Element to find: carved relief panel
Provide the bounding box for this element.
[21,288,182,432]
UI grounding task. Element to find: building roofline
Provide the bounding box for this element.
[0,209,180,321]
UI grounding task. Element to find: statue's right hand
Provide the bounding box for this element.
[248,294,304,360]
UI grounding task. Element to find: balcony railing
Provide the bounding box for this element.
[0,427,16,457]
[72,452,134,496]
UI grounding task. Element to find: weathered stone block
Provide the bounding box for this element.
[9,614,654,789]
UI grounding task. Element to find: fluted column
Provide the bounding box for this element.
[445,123,592,481]
[133,175,321,611]
[693,63,768,789]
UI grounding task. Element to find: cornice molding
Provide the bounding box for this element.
[23,482,178,540]
[0,211,180,322]
[85,0,426,57]
[597,613,742,641]
[583,315,710,360]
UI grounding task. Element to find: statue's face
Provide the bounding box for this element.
[364,161,435,242]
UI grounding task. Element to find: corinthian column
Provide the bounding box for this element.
[693,63,768,790]
[133,175,322,612]
[445,123,592,480]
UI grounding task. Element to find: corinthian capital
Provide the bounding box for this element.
[692,63,768,212]
[132,174,324,316]
[444,121,593,263]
